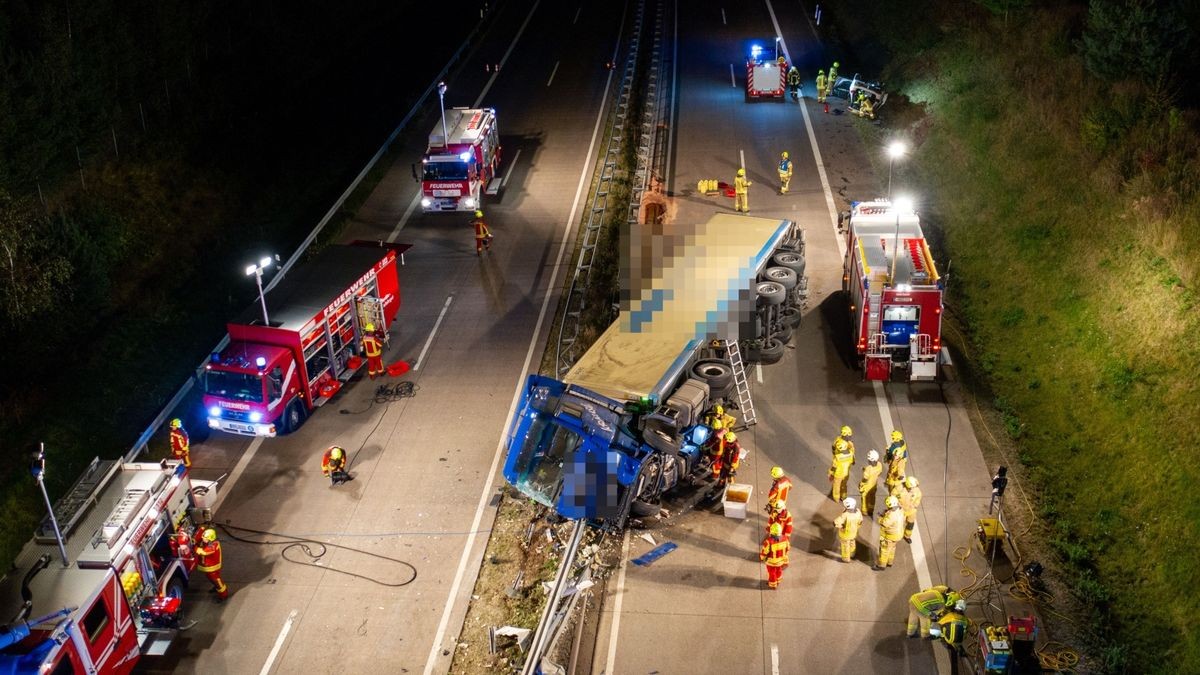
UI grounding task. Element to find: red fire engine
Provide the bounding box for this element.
[419,107,502,212]
[745,42,786,102]
[203,243,403,437]
[0,460,211,674]
[840,200,944,381]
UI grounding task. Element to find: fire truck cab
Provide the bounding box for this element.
[745,42,786,102]
[0,460,207,675]
[419,107,502,212]
[841,200,944,381]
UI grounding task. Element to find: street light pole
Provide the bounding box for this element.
[887,141,907,200]
[438,82,449,148]
[246,256,274,325]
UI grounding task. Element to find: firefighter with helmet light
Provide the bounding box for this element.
[322,446,351,486]
[472,209,492,255]
[362,323,384,380]
[195,527,228,601]
[168,418,191,468]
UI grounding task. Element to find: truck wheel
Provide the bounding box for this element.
[281,400,306,435]
[756,281,785,306]
[771,251,806,277]
[780,306,802,329]
[771,324,793,345]
[692,359,733,395]
[631,500,660,518]
[761,266,797,291]
[165,574,186,600]
[760,338,785,365]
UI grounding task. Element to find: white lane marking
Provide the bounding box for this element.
[259,609,298,675]
[391,2,540,244]
[722,8,727,24]
[414,295,454,371]
[210,436,265,513]
[502,148,523,187]
[763,0,844,258]
[662,0,680,192]
[756,363,763,384]
[423,14,622,671]
[729,63,736,87]
[547,60,561,87]
[739,148,746,171]
[573,6,582,24]
[603,530,632,675]
[771,644,780,675]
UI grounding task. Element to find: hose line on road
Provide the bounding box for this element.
[339,381,421,415]
[218,522,419,587]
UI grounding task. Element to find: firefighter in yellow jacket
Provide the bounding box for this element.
[885,430,908,490]
[859,449,882,518]
[778,152,793,194]
[892,476,923,543]
[829,438,855,501]
[833,497,863,563]
[906,585,961,638]
[815,69,827,103]
[832,425,855,459]
[875,496,905,570]
[760,523,790,589]
[734,168,752,213]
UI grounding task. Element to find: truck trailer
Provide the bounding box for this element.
[502,215,804,528]
[419,107,502,212]
[203,243,402,437]
[840,200,943,381]
[0,458,212,674]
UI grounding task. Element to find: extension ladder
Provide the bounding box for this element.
[727,340,757,429]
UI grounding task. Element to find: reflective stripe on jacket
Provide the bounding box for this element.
[760,537,790,567]
[196,540,223,573]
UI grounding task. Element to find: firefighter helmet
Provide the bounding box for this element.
[905,476,919,489]
[771,466,784,479]
[885,496,900,509]
[773,500,787,512]
[867,449,880,463]
[769,523,783,536]
[201,528,217,543]
[843,497,857,510]
[474,210,483,218]
[725,432,736,442]
[365,323,375,332]
[169,418,183,429]
[891,430,904,442]
[840,425,853,437]
[946,590,962,607]
[781,151,789,159]
[835,438,849,452]
[330,447,344,460]
[833,61,840,68]
[714,404,724,416]
[737,168,746,177]
[711,420,724,431]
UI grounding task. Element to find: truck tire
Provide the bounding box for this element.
[631,499,661,518]
[280,399,307,435]
[691,359,734,396]
[780,305,802,329]
[761,266,798,291]
[771,324,793,345]
[756,281,786,306]
[771,251,806,276]
[760,337,785,364]
[165,574,186,601]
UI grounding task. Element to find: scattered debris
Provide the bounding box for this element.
[639,533,657,546]
[494,625,533,652]
[632,542,678,567]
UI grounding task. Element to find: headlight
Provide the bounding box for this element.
[249,411,263,423]
[463,197,475,208]
[208,406,221,418]
[208,418,220,429]
[421,198,432,208]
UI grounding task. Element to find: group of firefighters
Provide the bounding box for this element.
[698,403,961,650]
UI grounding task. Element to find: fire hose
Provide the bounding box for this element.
[217,523,418,588]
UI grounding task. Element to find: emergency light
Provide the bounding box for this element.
[249,411,263,423]
[255,356,267,368]
[459,151,472,162]
[751,45,763,58]
[209,406,221,418]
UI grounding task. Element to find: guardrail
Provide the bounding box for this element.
[123,3,502,462]
[519,522,588,675]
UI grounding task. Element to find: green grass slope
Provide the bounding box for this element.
[831,1,1200,671]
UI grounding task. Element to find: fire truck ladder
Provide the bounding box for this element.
[726,340,757,429]
[867,291,883,336]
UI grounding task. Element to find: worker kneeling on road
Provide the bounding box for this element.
[930,599,968,653]
[195,528,228,602]
[907,585,962,638]
[834,497,863,563]
[471,210,493,255]
[322,446,352,486]
[734,168,752,213]
[760,523,790,589]
[778,151,793,194]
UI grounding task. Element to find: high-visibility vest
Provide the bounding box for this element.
[473,219,491,239]
[910,585,951,616]
[170,428,189,455]
[196,540,223,573]
[768,477,792,505]
[363,335,382,358]
[834,509,863,541]
[760,537,790,567]
[859,462,882,492]
[768,509,794,538]
[830,448,855,478]
[832,437,856,458]
[893,485,923,515]
[734,176,751,195]
[880,509,906,541]
[779,159,792,176]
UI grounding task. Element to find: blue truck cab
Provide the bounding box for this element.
[503,215,800,528]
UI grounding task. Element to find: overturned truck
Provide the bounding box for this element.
[503,214,807,528]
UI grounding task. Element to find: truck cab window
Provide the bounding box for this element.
[82,599,110,643]
[268,366,283,400]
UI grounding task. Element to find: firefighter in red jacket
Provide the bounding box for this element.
[767,466,792,511]
[711,431,742,487]
[195,528,228,601]
[760,523,791,589]
[169,418,191,468]
[362,324,384,379]
[767,500,794,540]
[472,210,493,255]
[321,446,351,486]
